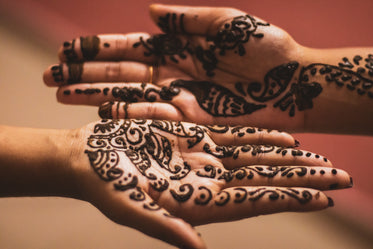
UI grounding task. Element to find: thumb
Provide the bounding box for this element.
[149,4,246,35]
[100,186,206,249]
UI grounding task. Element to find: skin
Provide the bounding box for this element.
[43,4,373,135]
[0,120,352,249]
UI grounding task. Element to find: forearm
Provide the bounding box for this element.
[0,126,78,198]
[299,47,373,134]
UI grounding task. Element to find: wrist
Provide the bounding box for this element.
[0,126,80,198]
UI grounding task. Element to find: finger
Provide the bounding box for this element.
[58,33,158,63]
[44,61,152,86]
[168,185,333,225]
[56,82,181,106]
[150,4,268,36]
[103,187,205,249]
[195,165,352,190]
[202,144,332,168]
[204,125,296,148]
[204,187,332,224]
[99,101,184,120]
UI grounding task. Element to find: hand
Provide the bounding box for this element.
[70,119,352,249]
[44,4,309,131]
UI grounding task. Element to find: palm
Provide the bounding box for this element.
[75,119,351,248]
[44,5,305,130]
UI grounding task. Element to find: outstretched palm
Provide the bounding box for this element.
[44,4,313,130]
[73,119,351,249]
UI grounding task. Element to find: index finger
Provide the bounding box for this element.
[149,4,268,36]
[59,33,157,63]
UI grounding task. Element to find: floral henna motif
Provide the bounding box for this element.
[195,15,270,77]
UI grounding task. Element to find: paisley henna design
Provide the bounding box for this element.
[133,34,192,64]
[85,119,211,193]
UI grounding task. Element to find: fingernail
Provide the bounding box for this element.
[349,177,354,187]
[294,139,300,147]
[327,197,334,207]
[98,102,114,119]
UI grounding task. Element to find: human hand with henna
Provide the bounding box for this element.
[43,4,373,134]
[0,119,352,249]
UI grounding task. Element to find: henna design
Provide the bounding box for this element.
[51,64,64,83]
[171,79,266,116]
[194,186,213,205]
[85,119,208,193]
[205,125,272,138]
[215,191,230,206]
[143,201,162,211]
[213,187,313,207]
[67,63,83,84]
[273,56,373,116]
[202,144,276,159]
[63,36,100,61]
[241,62,299,102]
[80,36,100,60]
[99,103,113,119]
[170,184,194,202]
[74,88,101,95]
[209,15,269,56]
[67,83,180,105]
[111,83,180,102]
[202,143,327,162]
[196,15,269,76]
[196,166,313,182]
[51,63,84,84]
[63,40,78,61]
[133,34,192,64]
[157,13,185,33]
[85,120,335,217]
[248,187,312,204]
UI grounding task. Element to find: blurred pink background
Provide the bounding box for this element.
[0,0,372,248]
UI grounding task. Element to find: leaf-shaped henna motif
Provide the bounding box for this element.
[171,79,266,117]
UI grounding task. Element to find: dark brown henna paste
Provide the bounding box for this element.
[196,15,269,76]
[63,40,78,61]
[171,79,266,116]
[80,36,100,60]
[67,63,83,84]
[133,34,192,64]
[157,13,186,33]
[51,64,64,83]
